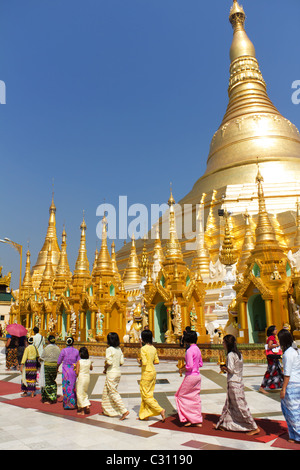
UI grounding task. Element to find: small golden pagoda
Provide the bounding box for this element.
[234,168,291,343]
[143,190,209,343]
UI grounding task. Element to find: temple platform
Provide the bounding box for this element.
[0,343,297,453]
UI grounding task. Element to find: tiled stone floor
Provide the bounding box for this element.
[0,345,291,452]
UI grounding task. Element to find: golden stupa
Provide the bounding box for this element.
[9,0,300,347]
[117,0,300,274]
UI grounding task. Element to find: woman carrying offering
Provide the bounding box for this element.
[214,334,259,435]
[259,325,283,394]
[137,329,165,422]
[20,336,40,398]
[175,330,203,427]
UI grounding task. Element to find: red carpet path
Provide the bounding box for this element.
[150,412,300,449]
[0,380,102,418]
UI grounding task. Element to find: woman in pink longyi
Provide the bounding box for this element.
[175,330,203,427]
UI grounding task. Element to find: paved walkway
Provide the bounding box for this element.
[0,345,295,453]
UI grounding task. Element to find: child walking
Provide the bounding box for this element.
[76,346,93,415]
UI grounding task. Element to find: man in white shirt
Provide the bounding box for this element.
[32,327,45,356]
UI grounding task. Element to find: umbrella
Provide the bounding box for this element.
[6,324,28,337]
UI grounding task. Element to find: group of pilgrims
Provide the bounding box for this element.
[4,324,300,443]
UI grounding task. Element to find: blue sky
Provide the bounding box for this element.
[1,0,300,289]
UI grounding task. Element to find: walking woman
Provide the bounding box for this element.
[57,337,80,410]
[6,335,19,370]
[137,329,165,422]
[76,346,93,415]
[101,332,129,420]
[175,330,203,427]
[259,325,283,394]
[40,335,61,404]
[278,328,300,443]
[20,336,40,398]
[214,334,259,435]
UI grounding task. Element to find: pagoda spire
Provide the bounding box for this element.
[31,193,61,285]
[165,188,183,261]
[122,234,142,287]
[22,249,33,290]
[237,209,255,273]
[73,215,90,276]
[95,214,113,276]
[191,193,210,278]
[55,227,72,281]
[254,167,277,245]
[219,210,238,266]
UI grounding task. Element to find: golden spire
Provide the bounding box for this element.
[219,210,238,266]
[95,215,113,276]
[92,247,99,276]
[42,239,55,280]
[153,225,165,265]
[191,193,210,278]
[237,209,255,272]
[165,189,183,261]
[122,234,142,286]
[74,215,90,276]
[140,237,149,278]
[229,0,256,62]
[255,166,277,245]
[32,194,61,281]
[111,241,121,282]
[22,249,33,290]
[55,227,72,281]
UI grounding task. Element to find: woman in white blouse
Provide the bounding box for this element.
[278,329,300,443]
[101,332,129,420]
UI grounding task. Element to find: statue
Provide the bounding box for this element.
[129,304,143,343]
[96,310,105,336]
[87,329,97,342]
[171,296,182,336]
[48,313,57,333]
[70,310,77,336]
[289,297,300,331]
[189,305,198,332]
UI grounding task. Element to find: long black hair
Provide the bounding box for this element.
[223,334,241,359]
[278,329,293,353]
[107,332,120,348]
[141,329,153,345]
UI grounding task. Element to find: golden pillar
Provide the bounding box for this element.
[237,298,249,343]
[264,298,273,327]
